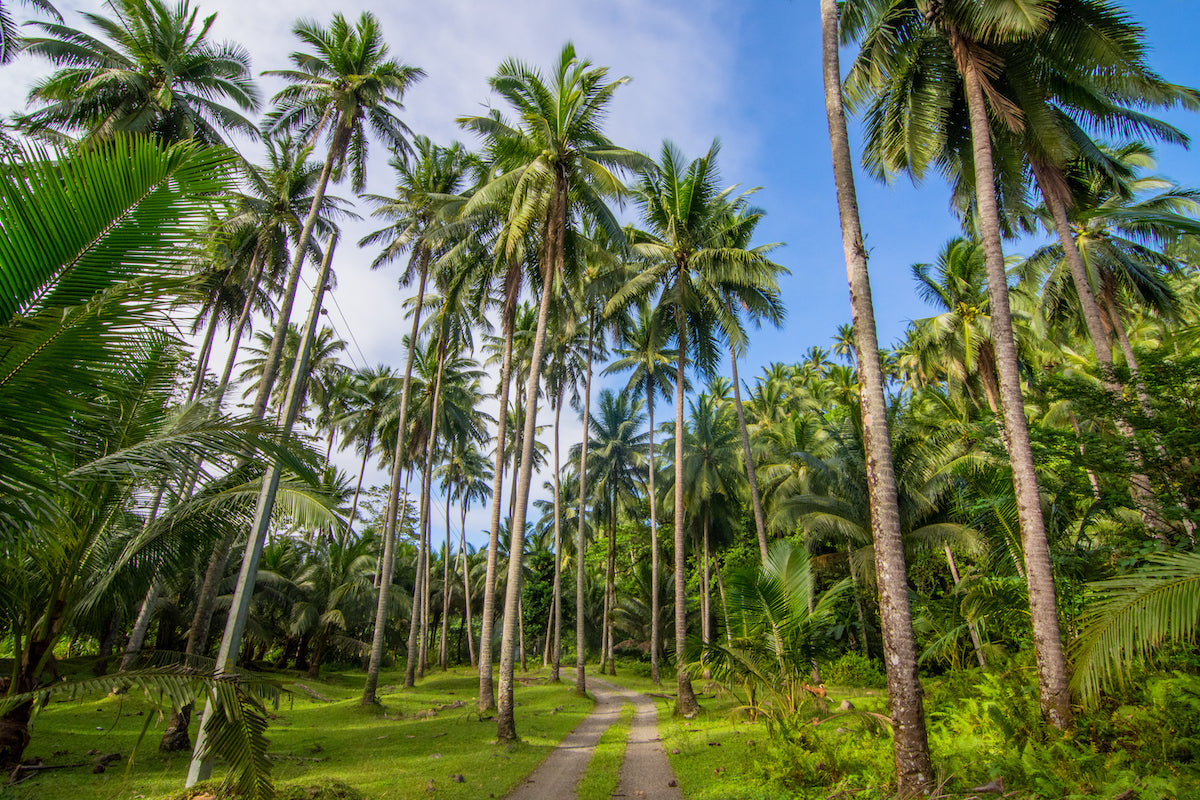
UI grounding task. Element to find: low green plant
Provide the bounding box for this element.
[824,652,886,689]
[576,703,633,800]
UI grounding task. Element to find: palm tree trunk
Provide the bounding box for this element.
[518,595,528,673]
[550,383,565,682]
[460,502,476,667]
[189,300,223,399]
[187,231,339,785]
[730,343,769,562]
[715,559,732,646]
[958,38,1072,730]
[497,171,566,741]
[702,510,711,647]
[575,311,595,697]
[362,247,431,706]
[347,436,373,534]
[847,541,870,658]
[606,506,617,676]
[674,335,700,717]
[944,544,986,668]
[646,385,662,685]
[441,494,452,670]
[821,0,933,791]
[478,297,516,712]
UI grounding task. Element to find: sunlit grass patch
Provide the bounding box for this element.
[576,702,633,800]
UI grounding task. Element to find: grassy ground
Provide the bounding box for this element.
[1,665,592,800]
[575,703,633,800]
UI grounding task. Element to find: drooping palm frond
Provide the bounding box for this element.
[1071,551,1200,704]
[0,666,278,799]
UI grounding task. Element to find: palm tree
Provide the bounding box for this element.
[358,134,470,705]
[820,0,933,789]
[458,43,643,740]
[842,0,1070,730]
[604,304,677,683]
[0,0,58,65]
[18,0,259,144]
[581,389,647,674]
[338,365,400,531]
[609,140,784,716]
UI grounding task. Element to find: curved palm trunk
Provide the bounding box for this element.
[958,39,1072,730]
[821,1,932,791]
[497,173,566,741]
[187,231,339,785]
[575,313,595,697]
[478,297,516,711]
[189,300,223,399]
[549,383,565,682]
[646,384,662,684]
[362,248,431,706]
[1036,165,1168,538]
[730,343,769,562]
[673,338,700,716]
[944,544,986,668]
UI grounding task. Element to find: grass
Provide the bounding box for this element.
[576,703,633,800]
[1,665,592,800]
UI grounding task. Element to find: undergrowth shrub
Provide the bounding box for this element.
[825,652,886,688]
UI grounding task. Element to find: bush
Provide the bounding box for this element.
[825,652,886,688]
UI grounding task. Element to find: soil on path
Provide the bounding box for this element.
[504,677,682,800]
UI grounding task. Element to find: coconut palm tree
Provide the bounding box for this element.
[458,43,644,740]
[604,304,677,683]
[358,133,473,703]
[608,140,784,716]
[0,0,57,65]
[819,0,933,788]
[337,365,400,531]
[18,0,259,144]
[842,0,1071,730]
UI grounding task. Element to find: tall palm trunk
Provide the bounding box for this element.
[1035,163,1167,538]
[575,312,595,697]
[347,434,373,533]
[673,337,700,716]
[646,383,661,684]
[478,286,517,711]
[497,171,566,741]
[460,503,476,666]
[407,328,449,687]
[956,37,1072,729]
[549,382,565,682]
[189,299,223,398]
[187,230,339,785]
[441,491,452,670]
[729,342,768,562]
[821,0,932,792]
[362,247,431,705]
[605,504,616,675]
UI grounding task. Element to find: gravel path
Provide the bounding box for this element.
[504,677,682,800]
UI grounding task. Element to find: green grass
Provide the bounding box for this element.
[576,703,633,800]
[1,665,592,800]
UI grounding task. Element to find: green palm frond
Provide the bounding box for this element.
[1071,551,1200,704]
[0,666,278,799]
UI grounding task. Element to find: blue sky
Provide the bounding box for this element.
[3,0,1198,545]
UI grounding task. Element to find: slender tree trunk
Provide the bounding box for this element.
[550,383,565,682]
[518,595,528,673]
[441,493,452,670]
[673,338,700,717]
[958,41,1072,729]
[646,386,662,685]
[187,230,340,785]
[189,300,222,399]
[944,544,986,668]
[460,503,476,667]
[575,312,595,697]
[605,507,617,676]
[821,1,933,791]
[701,511,711,647]
[479,297,516,711]
[730,344,769,562]
[362,248,431,706]
[848,541,870,659]
[347,437,373,535]
[497,171,566,741]
[715,559,732,646]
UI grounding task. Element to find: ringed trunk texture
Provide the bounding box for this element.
[647,386,661,684]
[959,43,1072,729]
[821,0,933,792]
